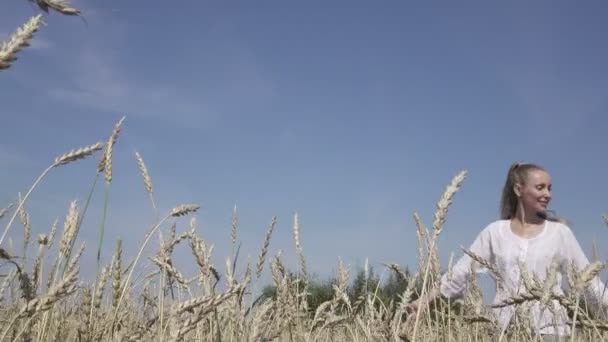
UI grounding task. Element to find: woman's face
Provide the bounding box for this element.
[516,169,552,216]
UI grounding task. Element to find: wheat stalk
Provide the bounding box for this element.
[112,205,200,331]
[112,239,122,309]
[17,193,31,265]
[432,170,467,236]
[293,212,308,287]
[47,218,58,248]
[58,200,79,258]
[411,170,467,342]
[150,256,187,286]
[576,260,606,292]
[32,237,50,295]
[170,204,200,217]
[1,143,103,248]
[540,255,560,307]
[95,264,111,311]
[0,270,16,302]
[0,15,44,70]
[54,142,104,167]
[414,212,429,275]
[0,247,82,342]
[30,0,80,15]
[0,204,12,219]
[190,232,216,291]
[256,216,277,279]
[135,150,158,222]
[134,151,153,193]
[231,205,238,246]
[28,264,79,315]
[99,116,126,183]
[461,247,505,290]
[169,286,242,341]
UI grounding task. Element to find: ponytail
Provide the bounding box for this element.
[499,162,525,220]
[499,162,558,221]
[499,161,569,226]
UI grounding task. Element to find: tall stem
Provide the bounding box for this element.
[0,165,54,246]
[63,172,100,275]
[111,214,171,333]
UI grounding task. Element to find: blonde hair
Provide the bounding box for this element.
[499,162,562,222]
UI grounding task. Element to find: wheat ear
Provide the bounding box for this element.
[256,216,277,278]
[0,15,44,70]
[231,205,238,247]
[32,0,80,15]
[293,212,308,287]
[98,116,125,183]
[58,200,79,258]
[0,204,13,219]
[111,204,199,331]
[0,143,102,247]
[134,150,158,222]
[54,142,104,167]
[411,170,467,342]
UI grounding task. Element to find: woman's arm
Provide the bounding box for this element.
[439,227,493,299]
[563,226,608,310]
[406,226,493,313]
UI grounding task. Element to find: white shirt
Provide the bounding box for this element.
[439,219,608,336]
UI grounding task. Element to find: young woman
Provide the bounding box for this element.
[406,162,608,340]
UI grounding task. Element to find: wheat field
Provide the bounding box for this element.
[2,3,608,342]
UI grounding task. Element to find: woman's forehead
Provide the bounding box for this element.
[526,169,551,183]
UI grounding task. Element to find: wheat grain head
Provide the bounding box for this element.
[59,200,79,257]
[256,216,277,279]
[134,151,153,193]
[54,142,104,167]
[0,15,44,70]
[0,204,13,219]
[100,116,126,183]
[170,204,200,217]
[31,0,81,15]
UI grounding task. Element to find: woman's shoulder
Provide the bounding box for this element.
[479,219,507,236]
[546,219,574,236]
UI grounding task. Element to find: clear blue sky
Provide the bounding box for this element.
[1,1,607,288]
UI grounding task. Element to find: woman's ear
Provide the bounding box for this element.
[513,183,522,197]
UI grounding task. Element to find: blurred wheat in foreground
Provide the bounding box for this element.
[0,120,607,342]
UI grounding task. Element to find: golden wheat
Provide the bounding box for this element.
[54,142,104,167]
[0,15,43,70]
[134,151,153,194]
[31,0,80,15]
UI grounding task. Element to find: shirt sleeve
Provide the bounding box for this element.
[561,225,608,309]
[440,226,492,299]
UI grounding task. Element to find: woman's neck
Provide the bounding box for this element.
[513,208,545,226]
[510,211,546,239]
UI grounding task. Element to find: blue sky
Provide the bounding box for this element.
[1,1,608,290]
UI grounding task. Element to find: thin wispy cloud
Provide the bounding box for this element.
[47,46,216,125]
[43,38,275,132]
